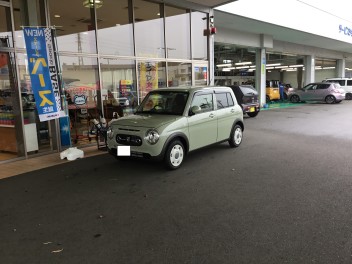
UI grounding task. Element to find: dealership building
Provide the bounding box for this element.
[0,0,352,163]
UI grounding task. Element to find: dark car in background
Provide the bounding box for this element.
[229,85,260,117]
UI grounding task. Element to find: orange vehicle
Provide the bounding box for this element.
[266,80,280,101]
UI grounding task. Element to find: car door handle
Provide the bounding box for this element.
[209,113,215,118]
[230,108,235,113]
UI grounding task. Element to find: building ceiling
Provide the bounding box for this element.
[215,10,352,55]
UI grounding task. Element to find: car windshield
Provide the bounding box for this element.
[136,91,189,115]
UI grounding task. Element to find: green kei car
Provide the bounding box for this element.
[107,86,244,169]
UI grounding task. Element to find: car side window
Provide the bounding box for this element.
[216,93,229,109]
[305,84,315,90]
[191,93,213,113]
[227,93,234,106]
[317,84,330,89]
[347,80,352,86]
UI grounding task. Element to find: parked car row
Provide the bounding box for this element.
[105,79,349,170]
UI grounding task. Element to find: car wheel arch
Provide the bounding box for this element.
[162,133,189,156]
[233,120,244,132]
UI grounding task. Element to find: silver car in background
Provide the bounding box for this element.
[288,82,345,104]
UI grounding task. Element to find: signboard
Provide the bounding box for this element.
[138,62,158,98]
[119,80,133,95]
[23,27,62,121]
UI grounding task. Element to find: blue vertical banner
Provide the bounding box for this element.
[23,27,62,121]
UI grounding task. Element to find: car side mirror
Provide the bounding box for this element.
[190,105,201,115]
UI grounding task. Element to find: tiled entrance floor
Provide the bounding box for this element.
[0,146,106,180]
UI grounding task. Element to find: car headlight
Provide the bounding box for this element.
[107,127,114,140]
[145,129,159,145]
[125,99,129,106]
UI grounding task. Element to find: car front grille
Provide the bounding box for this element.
[118,128,140,132]
[116,134,142,146]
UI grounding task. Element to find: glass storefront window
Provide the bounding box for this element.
[100,58,137,118]
[191,11,208,60]
[165,6,190,60]
[0,5,13,48]
[60,56,100,145]
[194,64,208,86]
[134,0,164,58]
[168,62,191,87]
[48,0,97,54]
[0,51,24,160]
[13,0,45,48]
[96,0,134,56]
[138,61,166,100]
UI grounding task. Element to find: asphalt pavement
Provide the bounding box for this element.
[1,101,352,264]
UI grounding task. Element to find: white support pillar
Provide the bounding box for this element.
[256,48,266,106]
[305,55,315,86]
[336,59,345,78]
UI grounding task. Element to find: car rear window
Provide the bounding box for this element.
[240,86,257,95]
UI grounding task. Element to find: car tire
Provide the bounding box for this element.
[164,140,185,170]
[346,93,352,100]
[325,95,336,104]
[247,111,259,117]
[228,124,243,148]
[290,94,300,103]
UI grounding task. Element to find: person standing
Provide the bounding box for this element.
[279,82,285,101]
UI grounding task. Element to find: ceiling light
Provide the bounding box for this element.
[83,0,103,8]
[216,63,232,67]
[54,14,61,18]
[266,63,281,67]
[236,66,250,69]
[289,64,304,67]
[275,66,288,69]
[235,61,252,66]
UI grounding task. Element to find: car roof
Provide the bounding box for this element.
[154,86,233,93]
[307,82,332,85]
[325,77,352,80]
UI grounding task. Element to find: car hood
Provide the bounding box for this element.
[111,114,182,129]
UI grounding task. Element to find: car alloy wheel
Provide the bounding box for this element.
[165,140,185,170]
[325,95,336,104]
[290,95,300,103]
[229,124,243,148]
